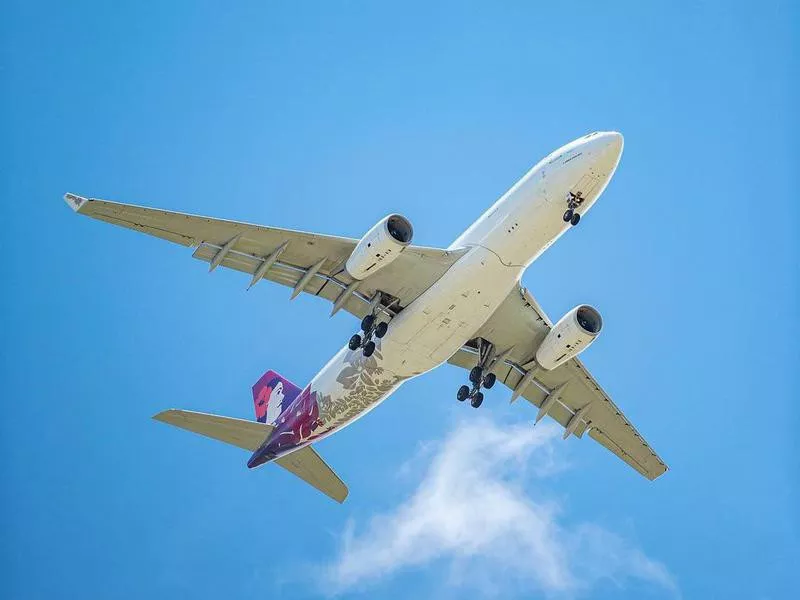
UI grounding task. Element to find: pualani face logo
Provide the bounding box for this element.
[252,370,302,424]
[320,341,402,424]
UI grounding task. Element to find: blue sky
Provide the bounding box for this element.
[1,1,797,598]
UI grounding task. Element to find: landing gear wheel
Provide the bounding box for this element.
[375,321,389,338]
[563,209,574,222]
[348,334,362,351]
[483,372,497,389]
[362,340,376,357]
[361,314,375,333]
[570,213,581,226]
[457,385,470,402]
[470,391,484,408]
[469,366,483,385]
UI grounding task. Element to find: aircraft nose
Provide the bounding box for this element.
[591,131,623,158]
[583,131,624,176]
[607,130,623,151]
[547,131,624,210]
[604,131,623,156]
[597,131,625,167]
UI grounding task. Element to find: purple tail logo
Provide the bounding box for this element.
[252,370,301,424]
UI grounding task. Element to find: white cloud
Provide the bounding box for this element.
[322,418,677,598]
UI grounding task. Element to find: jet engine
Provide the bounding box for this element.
[345,214,414,280]
[535,305,603,370]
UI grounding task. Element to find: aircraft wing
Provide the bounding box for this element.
[64,194,467,320]
[448,285,668,480]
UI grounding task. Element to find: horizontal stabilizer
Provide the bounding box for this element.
[153,409,273,451]
[153,409,348,503]
[276,446,349,503]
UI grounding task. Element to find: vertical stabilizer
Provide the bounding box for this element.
[252,370,302,424]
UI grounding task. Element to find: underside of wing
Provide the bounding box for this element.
[65,194,467,320]
[448,285,668,480]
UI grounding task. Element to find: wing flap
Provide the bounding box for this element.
[449,346,589,438]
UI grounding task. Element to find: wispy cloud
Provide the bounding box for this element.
[322,418,677,598]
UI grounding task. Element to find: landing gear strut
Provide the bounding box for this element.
[349,296,390,356]
[456,339,499,408]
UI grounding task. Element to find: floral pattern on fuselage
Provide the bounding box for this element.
[318,343,402,425]
[248,341,403,468]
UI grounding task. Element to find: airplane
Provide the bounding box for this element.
[64,131,667,503]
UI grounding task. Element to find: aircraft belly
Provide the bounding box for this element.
[264,246,517,458]
[389,245,518,366]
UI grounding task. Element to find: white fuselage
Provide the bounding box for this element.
[269,132,624,458]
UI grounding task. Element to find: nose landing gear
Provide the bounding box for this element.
[563,191,584,226]
[563,210,581,226]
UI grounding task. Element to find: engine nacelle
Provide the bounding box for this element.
[345,214,414,280]
[535,305,603,370]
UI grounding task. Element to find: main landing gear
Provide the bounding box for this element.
[563,191,584,226]
[348,312,389,357]
[456,339,498,408]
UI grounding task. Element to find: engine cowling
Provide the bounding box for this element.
[345,214,414,280]
[535,305,603,370]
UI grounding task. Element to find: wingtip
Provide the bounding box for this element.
[152,409,179,422]
[64,193,89,213]
[650,464,670,481]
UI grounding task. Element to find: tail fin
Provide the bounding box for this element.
[252,370,302,424]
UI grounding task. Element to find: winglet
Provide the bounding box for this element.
[64,193,89,213]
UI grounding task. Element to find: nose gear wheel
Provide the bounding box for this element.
[564,191,585,227]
